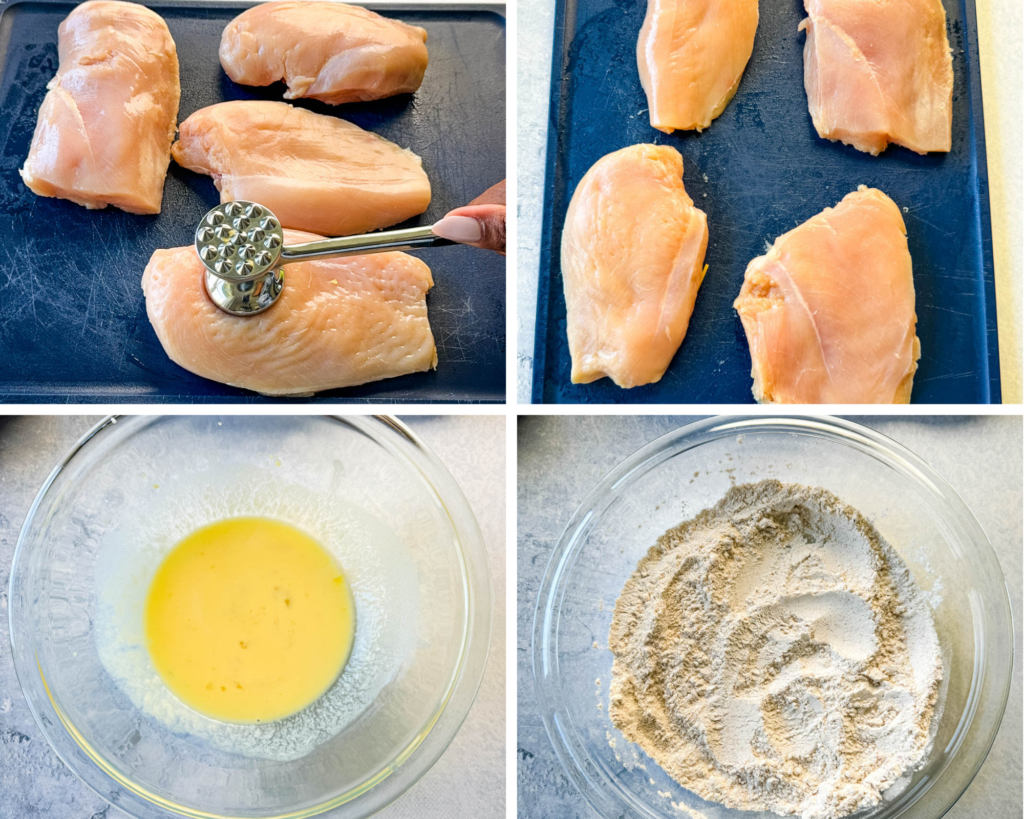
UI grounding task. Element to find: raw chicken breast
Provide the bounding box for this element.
[143,230,436,396]
[561,145,709,389]
[638,0,759,133]
[171,101,431,236]
[800,0,953,155]
[733,186,919,404]
[219,1,428,105]
[19,0,179,214]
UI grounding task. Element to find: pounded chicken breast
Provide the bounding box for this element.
[734,186,920,404]
[638,0,759,133]
[800,0,953,155]
[561,145,709,389]
[143,230,437,396]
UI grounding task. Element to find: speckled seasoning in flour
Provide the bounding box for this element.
[608,480,942,819]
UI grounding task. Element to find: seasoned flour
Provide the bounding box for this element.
[608,480,941,819]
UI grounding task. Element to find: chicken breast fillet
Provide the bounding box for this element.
[219,1,428,105]
[734,186,920,404]
[143,230,437,396]
[171,101,431,237]
[19,0,180,214]
[638,0,759,134]
[561,145,709,389]
[800,0,953,155]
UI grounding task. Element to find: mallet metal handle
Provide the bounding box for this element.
[281,226,454,263]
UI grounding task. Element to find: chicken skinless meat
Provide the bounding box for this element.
[561,145,709,389]
[143,230,437,397]
[734,186,920,404]
[171,101,431,237]
[800,0,953,155]
[219,1,428,105]
[638,0,759,134]
[19,0,180,214]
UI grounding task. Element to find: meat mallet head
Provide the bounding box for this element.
[195,200,285,316]
[195,200,285,279]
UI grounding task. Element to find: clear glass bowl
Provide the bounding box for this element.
[9,416,491,819]
[533,416,1013,819]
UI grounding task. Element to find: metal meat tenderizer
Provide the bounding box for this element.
[195,200,454,316]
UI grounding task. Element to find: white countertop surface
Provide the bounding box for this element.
[516,0,1023,403]
[0,415,505,819]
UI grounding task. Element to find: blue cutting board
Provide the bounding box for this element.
[532,0,999,404]
[0,0,505,403]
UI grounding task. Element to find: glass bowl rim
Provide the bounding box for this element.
[9,414,492,819]
[531,414,1014,819]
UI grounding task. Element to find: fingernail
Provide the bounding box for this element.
[432,215,482,243]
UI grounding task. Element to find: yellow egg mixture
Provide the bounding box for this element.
[144,517,355,724]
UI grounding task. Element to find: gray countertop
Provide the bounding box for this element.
[517,415,1022,817]
[0,415,505,819]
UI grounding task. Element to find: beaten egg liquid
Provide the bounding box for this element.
[144,517,355,724]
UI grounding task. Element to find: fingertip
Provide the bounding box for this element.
[432,215,483,244]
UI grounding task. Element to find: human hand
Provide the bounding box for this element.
[432,180,506,254]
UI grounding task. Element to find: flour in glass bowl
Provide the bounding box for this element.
[608,480,942,819]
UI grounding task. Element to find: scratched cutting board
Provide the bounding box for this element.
[532,0,999,404]
[0,0,505,403]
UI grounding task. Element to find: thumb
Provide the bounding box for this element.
[433,203,506,254]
